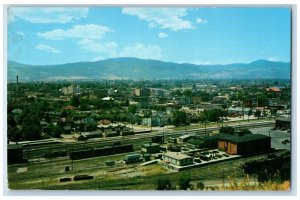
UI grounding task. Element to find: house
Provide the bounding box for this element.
[218,134,271,155]
[141,143,160,154]
[142,113,170,127]
[266,87,282,93]
[162,152,193,166]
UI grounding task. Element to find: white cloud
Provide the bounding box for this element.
[119,43,162,59]
[122,8,195,31]
[37,24,111,40]
[196,18,208,24]
[267,57,280,62]
[77,39,118,56]
[16,31,24,36]
[8,7,89,24]
[190,60,211,65]
[158,32,168,38]
[35,44,61,53]
[93,56,105,61]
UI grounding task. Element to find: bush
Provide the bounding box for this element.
[197,181,205,190]
[178,174,191,190]
[156,177,173,190]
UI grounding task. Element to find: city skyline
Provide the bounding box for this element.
[7,7,291,65]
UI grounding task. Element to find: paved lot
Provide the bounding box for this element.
[250,126,291,151]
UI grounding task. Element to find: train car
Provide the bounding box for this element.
[114,144,134,154]
[19,139,63,147]
[121,131,135,136]
[151,135,164,143]
[69,148,94,160]
[93,146,114,157]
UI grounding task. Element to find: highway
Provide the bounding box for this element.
[23,120,274,159]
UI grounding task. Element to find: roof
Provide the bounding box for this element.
[266,87,282,92]
[219,134,270,143]
[125,154,140,159]
[102,96,114,101]
[64,105,76,110]
[276,117,291,122]
[187,134,232,145]
[163,152,192,160]
[142,143,160,147]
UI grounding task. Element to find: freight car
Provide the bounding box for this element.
[69,148,94,160]
[114,144,134,154]
[93,146,114,156]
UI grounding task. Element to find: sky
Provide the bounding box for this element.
[7,7,291,65]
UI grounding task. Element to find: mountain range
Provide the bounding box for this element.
[7,57,291,81]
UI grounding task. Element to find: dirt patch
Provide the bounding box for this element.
[16,167,27,173]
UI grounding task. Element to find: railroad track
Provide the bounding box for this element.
[23,121,274,159]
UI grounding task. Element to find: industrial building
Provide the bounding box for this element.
[141,143,160,154]
[124,154,142,164]
[162,152,193,166]
[218,134,271,156]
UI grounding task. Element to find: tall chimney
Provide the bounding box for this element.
[16,75,19,92]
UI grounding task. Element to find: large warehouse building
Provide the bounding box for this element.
[218,134,271,156]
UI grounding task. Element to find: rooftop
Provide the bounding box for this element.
[219,134,270,143]
[142,143,160,147]
[163,152,192,160]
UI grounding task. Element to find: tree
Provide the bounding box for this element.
[172,110,187,127]
[196,181,205,190]
[254,110,261,118]
[156,177,173,190]
[178,174,191,190]
[219,126,235,135]
[71,95,80,108]
[128,104,137,114]
[125,98,129,107]
[21,105,43,141]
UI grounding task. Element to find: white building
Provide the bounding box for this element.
[162,152,193,166]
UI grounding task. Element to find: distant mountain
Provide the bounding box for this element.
[7,57,290,81]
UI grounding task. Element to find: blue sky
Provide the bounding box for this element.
[7,7,291,65]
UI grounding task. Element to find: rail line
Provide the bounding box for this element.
[23,121,274,159]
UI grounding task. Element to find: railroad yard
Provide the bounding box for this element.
[7,120,291,190]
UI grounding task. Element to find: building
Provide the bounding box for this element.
[124,153,142,164]
[228,107,250,116]
[178,133,197,143]
[266,87,282,93]
[218,134,271,155]
[102,96,114,101]
[162,152,193,166]
[191,96,202,104]
[141,143,160,154]
[61,85,80,95]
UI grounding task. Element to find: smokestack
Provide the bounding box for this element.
[16,75,19,92]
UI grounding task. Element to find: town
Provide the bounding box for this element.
[7,78,291,190]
